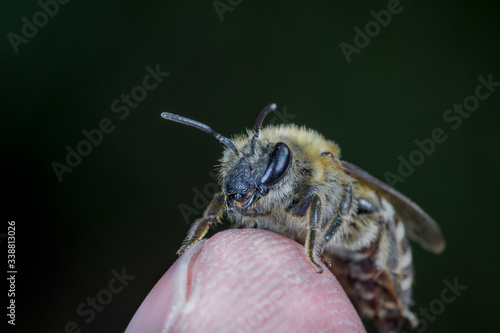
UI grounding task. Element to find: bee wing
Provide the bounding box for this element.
[341,160,445,254]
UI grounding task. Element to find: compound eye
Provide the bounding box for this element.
[260,142,291,188]
[231,193,246,202]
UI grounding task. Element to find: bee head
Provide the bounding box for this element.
[161,103,291,214]
[224,140,291,214]
[221,104,293,214]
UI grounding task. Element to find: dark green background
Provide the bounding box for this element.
[2,1,499,332]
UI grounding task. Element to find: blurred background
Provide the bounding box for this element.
[2,1,499,332]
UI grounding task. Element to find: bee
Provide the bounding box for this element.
[161,104,445,332]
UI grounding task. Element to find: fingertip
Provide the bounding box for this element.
[125,240,206,333]
[126,229,366,333]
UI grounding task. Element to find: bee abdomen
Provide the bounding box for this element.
[329,236,415,333]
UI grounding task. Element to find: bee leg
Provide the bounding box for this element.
[322,184,353,248]
[304,194,325,273]
[176,193,224,255]
[320,254,332,268]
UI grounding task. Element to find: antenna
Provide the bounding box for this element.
[161,112,239,155]
[250,103,277,154]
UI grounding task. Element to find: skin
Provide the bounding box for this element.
[125,229,366,333]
